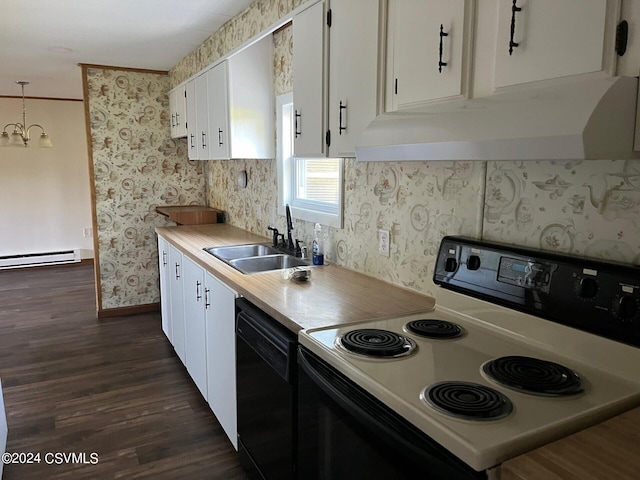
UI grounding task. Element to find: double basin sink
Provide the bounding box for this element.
[204,243,310,274]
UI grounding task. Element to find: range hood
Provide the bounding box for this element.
[355,76,640,162]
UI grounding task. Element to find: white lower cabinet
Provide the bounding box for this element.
[157,236,172,343]
[205,271,238,450]
[183,256,208,400]
[157,237,239,449]
[168,244,186,365]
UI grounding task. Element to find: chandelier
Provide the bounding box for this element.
[1,81,53,148]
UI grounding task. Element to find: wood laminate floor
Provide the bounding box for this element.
[0,264,247,479]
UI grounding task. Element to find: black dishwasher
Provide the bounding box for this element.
[235,298,297,480]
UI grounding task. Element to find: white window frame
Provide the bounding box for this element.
[277,92,343,229]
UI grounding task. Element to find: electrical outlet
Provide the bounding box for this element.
[379,229,390,257]
[83,227,93,238]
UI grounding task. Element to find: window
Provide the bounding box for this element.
[277,93,343,228]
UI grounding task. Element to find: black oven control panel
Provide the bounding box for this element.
[497,257,556,293]
[434,236,640,347]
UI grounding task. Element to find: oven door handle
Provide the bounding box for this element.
[298,348,483,479]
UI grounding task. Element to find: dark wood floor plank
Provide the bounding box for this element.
[0,265,247,479]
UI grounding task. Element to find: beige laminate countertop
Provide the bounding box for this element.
[156,223,435,332]
[500,405,640,480]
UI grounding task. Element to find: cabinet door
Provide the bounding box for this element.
[328,0,379,157]
[169,89,177,138]
[205,272,238,449]
[207,62,231,160]
[493,0,611,88]
[387,0,471,111]
[157,236,172,343]
[293,0,327,157]
[174,84,187,138]
[183,256,208,400]
[168,244,186,365]
[185,79,199,160]
[195,73,211,160]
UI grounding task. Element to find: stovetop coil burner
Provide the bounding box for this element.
[482,356,583,396]
[405,319,463,339]
[337,329,416,358]
[422,381,513,421]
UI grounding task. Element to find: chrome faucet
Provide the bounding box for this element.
[285,204,295,252]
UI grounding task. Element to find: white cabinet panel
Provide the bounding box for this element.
[293,0,327,157]
[195,73,211,160]
[157,236,172,343]
[168,244,186,365]
[493,0,611,88]
[186,79,199,160]
[183,256,208,400]
[205,272,238,449]
[387,0,471,110]
[328,0,379,157]
[169,84,187,138]
[206,62,230,160]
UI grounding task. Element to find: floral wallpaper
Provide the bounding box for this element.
[169,1,640,304]
[85,67,205,311]
[170,0,305,86]
[483,160,640,264]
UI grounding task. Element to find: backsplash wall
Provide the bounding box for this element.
[172,2,640,299]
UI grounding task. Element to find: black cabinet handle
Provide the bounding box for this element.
[175,263,180,280]
[218,128,223,146]
[509,0,522,55]
[201,132,207,148]
[190,133,195,148]
[171,113,175,128]
[339,101,347,135]
[439,24,449,73]
[175,113,180,127]
[205,288,210,309]
[295,110,302,138]
[162,251,167,267]
[196,281,202,301]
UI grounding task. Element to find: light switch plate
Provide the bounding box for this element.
[379,229,390,257]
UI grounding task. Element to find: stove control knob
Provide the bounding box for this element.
[611,295,639,322]
[578,277,599,300]
[467,255,481,271]
[444,257,458,272]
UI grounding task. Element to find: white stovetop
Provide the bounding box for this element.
[299,290,640,472]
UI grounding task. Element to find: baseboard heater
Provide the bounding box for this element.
[0,249,80,269]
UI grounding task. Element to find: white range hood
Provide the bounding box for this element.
[355,75,640,162]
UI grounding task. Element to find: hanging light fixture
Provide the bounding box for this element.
[1,81,53,148]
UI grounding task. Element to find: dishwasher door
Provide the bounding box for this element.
[235,298,297,480]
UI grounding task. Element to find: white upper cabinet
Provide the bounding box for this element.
[206,62,230,160]
[328,0,380,157]
[182,35,274,161]
[227,36,275,159]
[293,0,327,157]
[293,0,380,158]
[195,73,211,160]
[169,84,187,138]
[185,79,199,160]
[491,0,617,90]
[386,0,473,111]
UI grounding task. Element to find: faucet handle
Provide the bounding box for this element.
[267,225,279,247]
[296,239,306,258]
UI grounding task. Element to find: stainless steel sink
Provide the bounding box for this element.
[203,243,311,274]
[204,243,280,261]
[228,254,310,274]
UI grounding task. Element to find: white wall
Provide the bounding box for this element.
[0,97,94,259]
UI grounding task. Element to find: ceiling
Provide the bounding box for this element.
[0,0,255,100]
